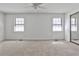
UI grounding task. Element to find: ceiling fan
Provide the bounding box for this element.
[26,3,46,9]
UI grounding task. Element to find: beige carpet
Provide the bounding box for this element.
[0,40,79,56]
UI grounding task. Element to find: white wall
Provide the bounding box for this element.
[0,12,5,41]
[65,13,70,41]
[5,13,65,40]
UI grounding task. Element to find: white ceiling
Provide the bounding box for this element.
[0,3,79,13]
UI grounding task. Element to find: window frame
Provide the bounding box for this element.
[14,18,24,32]
[52,17,63,31]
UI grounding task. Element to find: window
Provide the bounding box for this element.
[71,18,77,31]
[14,18,24,32]
[52,18,62,31]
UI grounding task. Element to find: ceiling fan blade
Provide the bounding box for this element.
[24,3,47,9]
[38,6,47,9]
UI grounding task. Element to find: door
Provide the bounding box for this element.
[70,12,79,44]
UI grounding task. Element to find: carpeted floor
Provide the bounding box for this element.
[0,40,79,56]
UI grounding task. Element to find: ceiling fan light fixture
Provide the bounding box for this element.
[25,3,46,10]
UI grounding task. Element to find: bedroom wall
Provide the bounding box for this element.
[0,12,5,41]
[5,13,65,40]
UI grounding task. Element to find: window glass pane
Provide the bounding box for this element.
[52,25,62,31]
[18,22,22,24]
[16,18,24,21]
[16,21,24,24]
[16,18,24,24]
[14,25,24,32]
[53,18,61,24]
[21,21,24,24]
[16,21,19,24]
[16,18,19,22]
